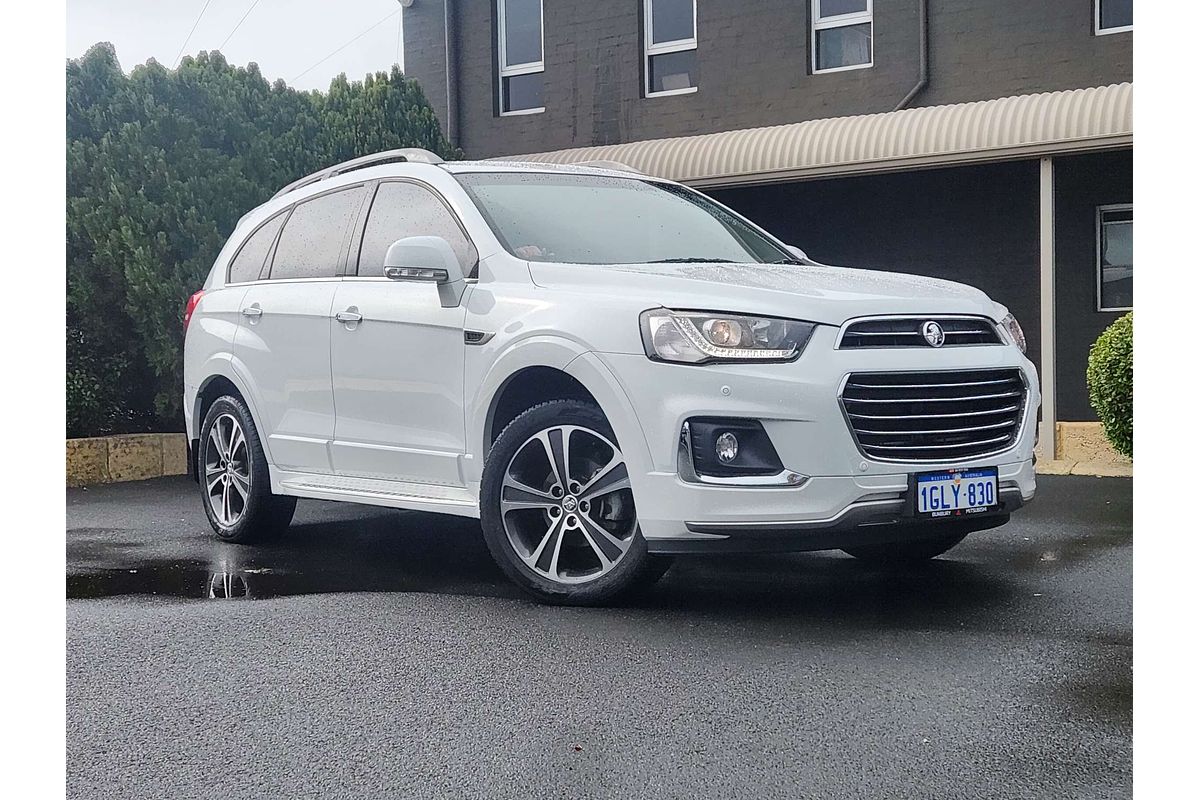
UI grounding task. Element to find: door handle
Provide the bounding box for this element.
[240,305,262,318]
[335,310,363,324]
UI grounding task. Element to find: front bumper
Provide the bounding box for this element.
[638,458,1034,554]
[588,327,1040,552]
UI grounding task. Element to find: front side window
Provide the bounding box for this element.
[456,172,793,266]
[1096,0,1133,35]
[645,0,698,96]
[356,181,478,277]
[269,187,364,280]
[812,0,873,73]
[1097,204,1133,311]
[228,212,286,284]
[497,0,544,114]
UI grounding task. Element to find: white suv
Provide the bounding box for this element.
[183,148,1039,604]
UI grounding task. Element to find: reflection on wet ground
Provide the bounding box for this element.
[67,508,520,602]
[66,474,1134,620]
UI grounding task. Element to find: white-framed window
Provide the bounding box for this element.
[497,0,544,115]
[1095,0,1133,35]
[644,0,698,97]
[1097,204,1133,312]
[811,0,873,74]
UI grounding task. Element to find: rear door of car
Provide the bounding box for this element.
[233,184,369,474]
[328,179,476,485]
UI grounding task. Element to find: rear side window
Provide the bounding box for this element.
[356,182,478,277]
[227,213,286,284]
[270,187,365,280]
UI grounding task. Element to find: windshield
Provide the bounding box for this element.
[455,171,795,265]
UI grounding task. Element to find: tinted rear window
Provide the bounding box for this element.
[227,213,286,284]
[270,187,365,280]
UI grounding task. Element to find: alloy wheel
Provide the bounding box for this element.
[205,413,251,527]
[500,425,637,585]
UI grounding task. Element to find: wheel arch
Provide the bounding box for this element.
[191,359,274,472]
[469,338,652,487]
[484,366,598,449]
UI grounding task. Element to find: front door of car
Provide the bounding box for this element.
[232,184,367,474]
[329,180,477,486]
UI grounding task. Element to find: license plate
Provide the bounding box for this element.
[915,467,999,518]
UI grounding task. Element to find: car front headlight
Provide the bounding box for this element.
[640,309,817,364]
[1000,313,1027,353]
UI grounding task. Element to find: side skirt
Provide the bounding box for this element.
[270,469,481,519]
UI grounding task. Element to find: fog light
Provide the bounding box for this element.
[715,432,739,463]
[685,418,783,478]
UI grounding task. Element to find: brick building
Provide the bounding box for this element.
[402,1,1134,458]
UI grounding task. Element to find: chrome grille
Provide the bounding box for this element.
[839,317,1002,348]
[840,369,1027,462]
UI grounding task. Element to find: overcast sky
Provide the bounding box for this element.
[66,0,406,92]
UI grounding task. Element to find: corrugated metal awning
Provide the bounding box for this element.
[500,83,1132,187]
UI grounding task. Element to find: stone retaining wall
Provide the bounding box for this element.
[66,433,188,488]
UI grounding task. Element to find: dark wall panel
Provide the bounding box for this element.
[1053,150,1133,421]
[403,0,450,128]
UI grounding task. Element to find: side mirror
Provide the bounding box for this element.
[786,245,810,262]
[383,236,467,308]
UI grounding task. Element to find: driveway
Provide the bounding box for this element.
[67,475,1131,799]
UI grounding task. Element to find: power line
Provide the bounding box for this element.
[173,0,216,68]
[291,7,403,83]
[219,0,264,52]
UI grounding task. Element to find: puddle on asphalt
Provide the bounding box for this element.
[66,555,512,601]
[68,562,336,600]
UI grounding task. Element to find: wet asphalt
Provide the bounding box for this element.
[66,475,1131,800]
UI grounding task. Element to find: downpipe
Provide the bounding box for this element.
[444,0,459,146]
[893,0,929,111]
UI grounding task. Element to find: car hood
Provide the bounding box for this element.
[528,261,999,325]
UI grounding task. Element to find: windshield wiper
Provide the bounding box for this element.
[648,257,737,263]
[767,258,807,265]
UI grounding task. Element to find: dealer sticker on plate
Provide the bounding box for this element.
[915,467,999,518]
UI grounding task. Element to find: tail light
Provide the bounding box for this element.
[184,290,204,334]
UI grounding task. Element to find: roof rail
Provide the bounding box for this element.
[574,159,643,175]
[271,148,445,200]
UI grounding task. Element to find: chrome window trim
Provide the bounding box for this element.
[223,276,345,288]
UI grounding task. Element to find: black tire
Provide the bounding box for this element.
[841,531,969,564]
[480,399,670,606]
[199,395,296,543]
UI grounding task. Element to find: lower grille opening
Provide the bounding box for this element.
[841,369,1027,462]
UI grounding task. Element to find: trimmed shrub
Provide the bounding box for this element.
[1086,313,1133,458]
[67,44,457,436]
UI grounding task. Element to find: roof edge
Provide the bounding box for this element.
[497,83,1133,187]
